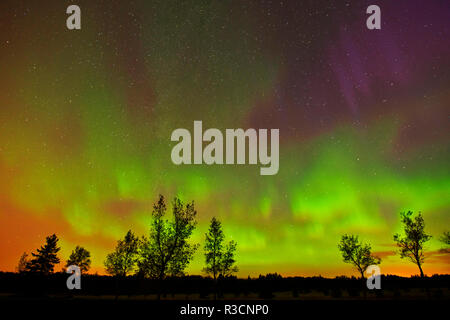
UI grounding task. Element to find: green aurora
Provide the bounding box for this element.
[0,1,449,277]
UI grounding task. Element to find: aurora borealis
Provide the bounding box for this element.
[0,0,449,277]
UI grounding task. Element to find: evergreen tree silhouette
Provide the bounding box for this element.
[26,234,61,274]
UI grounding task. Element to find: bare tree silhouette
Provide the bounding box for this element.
[104,230,139,277]
[66,246,91,273]
[338,234,381,279]
[138,195,198,280]
[25,234,61,274]
[393,211,431,277]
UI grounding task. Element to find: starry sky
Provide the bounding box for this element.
[0,0,449,277]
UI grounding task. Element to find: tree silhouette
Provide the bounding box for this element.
[204,217,224,281]
[203,217,238,280]
[138,195,198,280]
[66,246,91,273]
[338,234,381,279]
[104,230,139,277]
[438,231,449,254]
[440,231,450,244]
[16,252,29,273]
[220,240,238,277]
[393,211,431,277]
[25,234,61,274]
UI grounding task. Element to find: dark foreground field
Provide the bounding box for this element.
[1,272,449,300]
[0,273,448,318]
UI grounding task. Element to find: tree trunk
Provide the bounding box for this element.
[418,262,424,278]
[114,276,119,301]
[416,260,430,298]
[213,274,217,301]
[157,276,163,300]
[360,269,367,300]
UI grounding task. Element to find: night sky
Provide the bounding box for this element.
[0,0,449,277]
